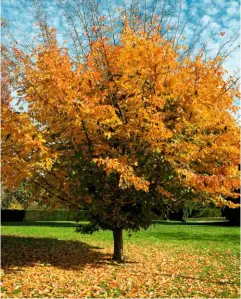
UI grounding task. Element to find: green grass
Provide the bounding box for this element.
[1,220,240,298]
[2,219,240,252]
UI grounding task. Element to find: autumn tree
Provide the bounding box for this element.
[2,15,240,261]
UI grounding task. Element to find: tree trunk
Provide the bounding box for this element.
[112,228,124,262]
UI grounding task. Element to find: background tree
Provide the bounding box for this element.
[1,183,31,210]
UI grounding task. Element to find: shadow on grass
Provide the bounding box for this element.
[1,235,128,274]
[2,219,239,228]
[153,220,240,227]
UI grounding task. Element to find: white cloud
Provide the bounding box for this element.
[223,48,240,74]
[226,18,239,32]
[209,21,221,30]
[202,15,212,25]
[181,0,188,10]
[211,0,228,9]
[206,5,219,16]
[221,15,231,25]
[226,1,240,17]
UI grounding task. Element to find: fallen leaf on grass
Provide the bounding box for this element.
[1,235,240,298]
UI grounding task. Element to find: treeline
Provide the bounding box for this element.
[2,207,239,223]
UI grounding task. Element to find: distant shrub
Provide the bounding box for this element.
[24,210,87,221]
[168,207,222,221]
[191,207,222,218]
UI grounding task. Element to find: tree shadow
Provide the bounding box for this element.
[1,235,114,274]
[153,220,240,227]
[2,220,239,228]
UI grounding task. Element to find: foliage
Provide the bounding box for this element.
[1,195,24,210]
[2,18,240,239]
[1,184,31,210]
[1,221,240,298]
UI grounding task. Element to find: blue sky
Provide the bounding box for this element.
[1,0,240,74]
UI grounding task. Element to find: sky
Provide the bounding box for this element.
[1,0,240,74]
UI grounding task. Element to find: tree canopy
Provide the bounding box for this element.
[2,18,240,260]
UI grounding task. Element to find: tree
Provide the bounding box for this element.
[1,183,31,210]
[2,16,240,261]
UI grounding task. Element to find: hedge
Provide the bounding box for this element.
[168,207,222,221]
[190,207,222,218]
[24,210,87,221]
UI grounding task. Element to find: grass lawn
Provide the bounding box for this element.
[1,220,240,298]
